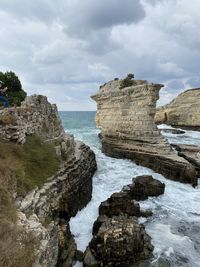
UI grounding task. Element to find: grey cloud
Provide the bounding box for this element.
[62,0,145,35]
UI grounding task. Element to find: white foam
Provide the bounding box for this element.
[66,126,200,267]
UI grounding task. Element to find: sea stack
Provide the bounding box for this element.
[91,77,197,186]
[155,88,200,130]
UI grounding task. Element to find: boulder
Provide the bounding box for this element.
[124,175,165,201]
[85,216,153,267]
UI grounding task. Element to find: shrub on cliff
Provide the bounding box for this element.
[119,73,136,89]
[0,71,27,106]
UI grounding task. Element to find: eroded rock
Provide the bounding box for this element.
[84,176,165,267]
[155,88,200,130]
[91,78,197,186]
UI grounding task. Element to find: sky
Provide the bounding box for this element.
[0,0,200,110]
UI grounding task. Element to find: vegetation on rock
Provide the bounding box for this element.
[119,73,136,89]
[0,135,60,196]
[0,134,60,267]
[0,71,27,106]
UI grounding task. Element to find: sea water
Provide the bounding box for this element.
[60,111,200,267]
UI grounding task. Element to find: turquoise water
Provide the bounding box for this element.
[60,112,200,267]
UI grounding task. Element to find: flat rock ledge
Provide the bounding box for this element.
[83,175,165,267]
[91,79,197,187]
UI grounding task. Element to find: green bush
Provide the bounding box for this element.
[119,73,136,89]
[0,71,27,106]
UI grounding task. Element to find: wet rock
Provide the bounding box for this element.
[161,129,185,135]
[85,216,153,267]
[172,144,200,178]
[124,175,165,201]
[91,78,197,186]
[85,175,164,267]
[99,191,140,217]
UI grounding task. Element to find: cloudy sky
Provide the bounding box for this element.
[0,0,200,110]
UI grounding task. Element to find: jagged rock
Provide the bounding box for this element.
[85,216,153,267]
[172,144,200,177]
[99,192,140,217]
[124,175,165,201]
[85,176,164,267]
[155,88,200,130]
[91,79,197,186]
[0,95,65,144]
[1,95,97,267]
[161,128,185,135]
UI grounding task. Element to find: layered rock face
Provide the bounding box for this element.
[155,88,200,130]
[0,95,97,267]
[92,79,197,186]
[84,175,165,267]
[0,95,64,144]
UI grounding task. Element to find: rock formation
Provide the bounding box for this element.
[0,95,97,267]
[91,79,197,186]
[172,144,200,177]
[155,88,200,130]
[84,175,165,267]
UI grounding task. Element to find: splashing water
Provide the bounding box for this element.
[60,112,200,267]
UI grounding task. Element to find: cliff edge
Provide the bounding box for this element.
[91,79,197,186]
[155,88,200,130]
[0,95,97,267]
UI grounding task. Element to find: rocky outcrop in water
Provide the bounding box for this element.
[155,88,200,130]
[84,175,165,267]
[91,79,197,186]
[172,144,200,177]
[0,95,97,267]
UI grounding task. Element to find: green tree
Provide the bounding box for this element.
[119,73,136,89]
[0,71,27,106]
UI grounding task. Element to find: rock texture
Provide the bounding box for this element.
[172,144,200,177]
[84,175,165,267]
[91,79,197,186]
[0,95,64,144]
[0,95,97,267]
[155,88,200,130]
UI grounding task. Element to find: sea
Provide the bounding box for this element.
[60,111,200,267]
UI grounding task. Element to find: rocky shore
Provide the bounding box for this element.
[83,175,165,267]
[91,79,197,186]
[155,88,200,130]
[0,95,97,267]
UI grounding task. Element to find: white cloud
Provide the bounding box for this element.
[0,0,200,110]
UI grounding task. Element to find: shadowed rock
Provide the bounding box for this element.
[84,175,165,267]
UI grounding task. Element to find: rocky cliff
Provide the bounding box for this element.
[155,88,200,130]
[0,95,97,267]
[91,79,197,186]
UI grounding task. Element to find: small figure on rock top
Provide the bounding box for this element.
[0,81,9,108]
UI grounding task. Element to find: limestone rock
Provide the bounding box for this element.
[0,95,65,144]
[0,94,97,267]
[155,88,200,130]
[161,128,185,135]
[91,79,197,186]
[88,216,153,267]
[99,191,140,217]
[84,175,164,267]
[124,175,165,201]
[172,144,200,177]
